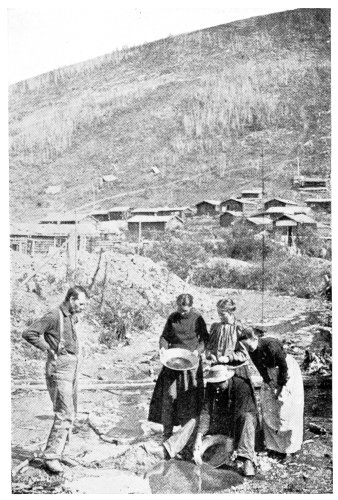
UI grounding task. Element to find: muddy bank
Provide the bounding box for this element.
[11,289,332,494]
[11,380,332,494]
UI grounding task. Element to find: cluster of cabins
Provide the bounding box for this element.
[10,205,192,255]
[10,188,331,255]
[196,189,331,249]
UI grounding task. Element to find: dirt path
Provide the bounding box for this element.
[11,289,332,494]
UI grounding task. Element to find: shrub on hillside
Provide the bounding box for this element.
[193,261,264,290]
[193,254,328,299]
[266,255,328,298]
[145,235,207,280]
[296,226,328,258]
[202,226,280,262]
[93,280,154,348]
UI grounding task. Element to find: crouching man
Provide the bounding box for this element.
[22,286,88,473]
[162,365,258,477]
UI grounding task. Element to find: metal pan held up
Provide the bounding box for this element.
[161,348,199,371]
[225,360,249,370]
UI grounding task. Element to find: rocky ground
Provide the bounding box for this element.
[11,250,332,493]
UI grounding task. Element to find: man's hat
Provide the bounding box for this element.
[238,323,265,341]
[253,324,266,336]
[204,364,234,384]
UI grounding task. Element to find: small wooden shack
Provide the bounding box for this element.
[131,208,159,217]
[241,216,273,230]
[107,206,132,220]
[196,200,221,216]
[10,219,124,255]
[91,210,110,222]
[101,174,118,183]
[219,211,244,228]
[127,215,183,235]
[240,189,263,200]
[39,212,93,225]
[220,198,257,215]
[305,199,331,214]
[293,176,327,191]
[263,205,310,221]
[10,222,97,255]
[156,206,193,219]
[263,198,298,211]
[273,214,317,247]
[45,185,61,195]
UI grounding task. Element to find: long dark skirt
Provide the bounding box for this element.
[148,359,204,429]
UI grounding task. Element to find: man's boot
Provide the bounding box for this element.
[45,459,64,474]
[243,459,255,477]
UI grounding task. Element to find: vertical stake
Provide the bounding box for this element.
[261,146,265,328]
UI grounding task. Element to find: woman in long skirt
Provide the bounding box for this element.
[148,294,209,440]
[239,326,304,456]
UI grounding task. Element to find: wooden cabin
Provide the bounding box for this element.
[293,176,327,191]
[240,189,263,200]
[107,206,132,220]
[10,223,90,255]
[220,198,258,215]
[101,174,118,183]
[156,206,193,219]
[196,200,221,216]
[10,219,124,255]
[241,216,273,230]
[219,211,244,228]
[38,212,93,225]
[305,199,331,214]
[131,208,159,217]
[263,198,298,211]
[127,215,183,235]
[262,205,310,221]
[45,185,61,195]
[91,210,110,222]
[273,214,317,247]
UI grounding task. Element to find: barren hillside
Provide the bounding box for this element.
[9,9,330,220]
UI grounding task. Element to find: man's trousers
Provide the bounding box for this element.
[163,412,257,463]
[44,352,78,460]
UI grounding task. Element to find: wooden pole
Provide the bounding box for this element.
[261,146,265,328]
[138,221,142,254]
[74,209,78,273]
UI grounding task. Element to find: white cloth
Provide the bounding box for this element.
[261,354,304,454]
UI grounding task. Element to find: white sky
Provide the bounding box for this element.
[7,2,291,84]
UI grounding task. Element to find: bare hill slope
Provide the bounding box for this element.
[9,8,330,220]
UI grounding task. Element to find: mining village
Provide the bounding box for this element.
[10,8,332,496]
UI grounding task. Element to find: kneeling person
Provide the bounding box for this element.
[194,365,258,476]
[162,365,258,477]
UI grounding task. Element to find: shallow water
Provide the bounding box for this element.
[103,389,150,442]
[146,459,243,493]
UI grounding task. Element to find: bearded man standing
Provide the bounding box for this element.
[22,285,88,473]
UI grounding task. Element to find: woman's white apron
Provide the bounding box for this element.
[261,354,304,453]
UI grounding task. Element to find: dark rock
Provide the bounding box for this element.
[308,423,327,435]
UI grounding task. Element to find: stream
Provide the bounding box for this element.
[12,308,330,494]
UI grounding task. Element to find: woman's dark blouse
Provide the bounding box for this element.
[249,337,289,387]
[159,309,209,353]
